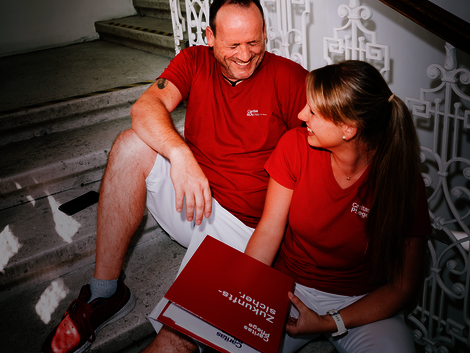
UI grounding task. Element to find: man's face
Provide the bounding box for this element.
[206,3,266,82]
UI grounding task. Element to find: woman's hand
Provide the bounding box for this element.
[285,292,335,336]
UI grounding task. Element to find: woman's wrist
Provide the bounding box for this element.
[320,314,340,334]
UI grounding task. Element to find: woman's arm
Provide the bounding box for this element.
[244,178,293,265]
[286,236,427,335]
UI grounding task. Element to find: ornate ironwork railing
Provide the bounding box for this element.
[169,0,188,53]
[317,2,470,349]
[169,0,311,69]
[406,43,470,353]
[263,0,310,68]
[323,0,390,75]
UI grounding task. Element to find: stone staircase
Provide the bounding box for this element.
[95,0,188,58]
[0,1,335,352]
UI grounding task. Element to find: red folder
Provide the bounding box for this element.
[157,235,294,353]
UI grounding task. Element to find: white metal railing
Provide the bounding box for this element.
[406,43,470,353]
[263,0,310,68]
[323,0,390,76]
[169,0,187,53]
[326,2,470,351]
[169,0,310,69]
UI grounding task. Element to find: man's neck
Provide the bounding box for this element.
[222,74,243,87]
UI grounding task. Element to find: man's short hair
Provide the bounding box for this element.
[209,0,265,37]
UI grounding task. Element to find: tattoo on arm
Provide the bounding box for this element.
[156,78,168,90]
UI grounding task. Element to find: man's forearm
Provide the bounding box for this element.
[130,80,212,223]
[130,80,189,161]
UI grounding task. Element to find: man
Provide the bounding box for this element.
[41,1,307,352]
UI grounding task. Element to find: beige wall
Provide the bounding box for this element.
[0,0,136,57]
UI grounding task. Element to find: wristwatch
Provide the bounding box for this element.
[327,309,348,337]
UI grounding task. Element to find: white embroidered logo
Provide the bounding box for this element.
[351,202,370,219]
[247,109,267,117]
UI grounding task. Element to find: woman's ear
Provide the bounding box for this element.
[342,124,357,142]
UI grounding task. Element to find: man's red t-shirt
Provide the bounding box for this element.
[160,46,308,228]
[266,128,432,296]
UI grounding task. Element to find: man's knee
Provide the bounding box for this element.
[111,129,147,156]
[142,325,199,353]
[108,129,157,177]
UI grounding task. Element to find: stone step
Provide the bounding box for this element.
[0,82,151,147]
[0,181,160,300]
[95,16,187,58]
[133,0,187,19]
[0,228,186,353]
[0,40,171,114]
[0,102,185,210]
[0,116,129,211]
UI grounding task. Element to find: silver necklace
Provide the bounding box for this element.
[332,152,375,181]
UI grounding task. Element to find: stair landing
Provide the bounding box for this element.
[0,40,169,113]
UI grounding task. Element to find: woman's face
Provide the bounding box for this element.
[298,104,345,149]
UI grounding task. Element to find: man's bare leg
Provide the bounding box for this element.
[94,129,157,280]
[96,132,198,353]
[142,325,199,353]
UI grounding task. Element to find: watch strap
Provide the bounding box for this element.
[327,309,348,337]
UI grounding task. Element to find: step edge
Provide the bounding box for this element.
[0,83,151,133]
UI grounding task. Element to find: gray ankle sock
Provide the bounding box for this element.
[88,277,118,303]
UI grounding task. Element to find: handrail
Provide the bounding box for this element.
[378,0,470,55]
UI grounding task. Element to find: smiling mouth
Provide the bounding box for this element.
[233,59,252,66]
[307,126,314,134]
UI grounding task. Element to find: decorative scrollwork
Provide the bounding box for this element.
[446,259,458,271]
[451,282,465,297]
[427,64,444,80]
[437,345,450,353]
[463,167,470,179]
[262,0,311,69]
[169,0,187,55]
[337,0,371,20]
[460,71,470,84]
[420,152,426,163]
[337,4,350,18]
[412,329,423,341]
[406,43,470,352]
[323,0,390,76]
[185,0,209,47]
[452,186,470,201]
[422,173,432,187]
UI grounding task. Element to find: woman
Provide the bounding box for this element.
[245,61,431,353]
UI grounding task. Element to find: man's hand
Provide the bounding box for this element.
[169,147,212,225]
[131,78,212,225]
[286,292,333,336]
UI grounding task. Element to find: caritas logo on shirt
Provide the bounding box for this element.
[247,109,267,117]
[351,203,370,219]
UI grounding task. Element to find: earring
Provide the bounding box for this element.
[343,136,346,140]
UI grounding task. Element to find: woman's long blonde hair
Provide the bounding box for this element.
[306,60,421,284]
